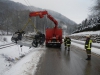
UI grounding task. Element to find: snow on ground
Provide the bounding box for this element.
[71,30,100,35]
[71,39,100,55]
[3,48,46,75]
[71,30,100,55]
[0,30,100,75]
[72,39,100,48]
[0,36,12,45]
[0,35,46,75]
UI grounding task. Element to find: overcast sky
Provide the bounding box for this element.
[11,0,95,24]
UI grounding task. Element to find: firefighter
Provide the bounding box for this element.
[85,35,92,60]
[64,36,71,51]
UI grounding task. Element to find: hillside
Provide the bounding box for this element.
[0,0,77,34]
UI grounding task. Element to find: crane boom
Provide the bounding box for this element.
[29,10,58,28]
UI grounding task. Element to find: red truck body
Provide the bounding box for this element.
[46,28,62,47]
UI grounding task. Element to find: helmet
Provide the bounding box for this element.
[66,35,69,38]
[86,35,90,38]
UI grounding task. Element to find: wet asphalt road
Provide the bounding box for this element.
[35,44,100,75]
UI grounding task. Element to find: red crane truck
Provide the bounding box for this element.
[29,10,62,47]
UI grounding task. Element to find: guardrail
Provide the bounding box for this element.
[72,39,100,49]
[69,34,100,43]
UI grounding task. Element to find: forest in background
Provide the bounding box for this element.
[0,0,77,35]
[73,0,100,33]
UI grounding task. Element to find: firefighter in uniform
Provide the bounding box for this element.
[85,35,92,60]
[64,36,71,51]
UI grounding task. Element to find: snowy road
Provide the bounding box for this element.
[0,42,100,75]
[35,44,100,75]
[0,35,100,75]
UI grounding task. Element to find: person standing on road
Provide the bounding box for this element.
[64,36,71,51]
[85,35,92,60]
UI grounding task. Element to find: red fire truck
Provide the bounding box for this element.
[29,10,62,47]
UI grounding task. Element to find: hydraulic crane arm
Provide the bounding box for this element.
[29,10,58,28]
[47,14,58,28]
[29,10,47,18]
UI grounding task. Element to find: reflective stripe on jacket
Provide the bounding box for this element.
[85,38,92,50]
[64,37,71,45]
[87,40,92,49]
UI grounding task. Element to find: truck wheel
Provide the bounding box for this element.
[46,43,49,47]
[57,44,61,48]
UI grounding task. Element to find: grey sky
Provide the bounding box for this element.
[11,0,95,24]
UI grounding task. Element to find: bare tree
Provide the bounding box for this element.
[91,0,100,15]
